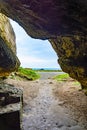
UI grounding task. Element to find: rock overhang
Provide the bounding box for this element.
[0,0,87,39]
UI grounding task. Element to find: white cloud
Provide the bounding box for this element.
[10,19,60,69]
[18,55,59,68]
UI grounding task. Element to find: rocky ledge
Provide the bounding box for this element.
[0,82,23,130]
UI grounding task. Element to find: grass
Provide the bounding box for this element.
[73,81,80,86]
[10,67,40,80]
[54,73,81,87]
[54,73,70,81]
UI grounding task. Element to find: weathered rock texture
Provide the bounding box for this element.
[0,13,20,76]
[49,36,87,89]
[0,83,23,130]
[0,1,87,88]
[0,0,87,39]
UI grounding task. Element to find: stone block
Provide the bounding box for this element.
[0,83,23,130]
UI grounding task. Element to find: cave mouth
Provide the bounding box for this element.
[0,1,87,129]
[10,19,60,70]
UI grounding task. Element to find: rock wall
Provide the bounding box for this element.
[0,1,87,88]
[49,36,87,89]
[0,13,20,76]
[0,13,22,130]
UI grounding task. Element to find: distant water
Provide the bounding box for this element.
[32,68,61,70]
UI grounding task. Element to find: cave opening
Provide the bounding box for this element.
[10,19,61,70]
[0,0,87,129]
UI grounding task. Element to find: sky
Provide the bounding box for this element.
[10,19,60,69]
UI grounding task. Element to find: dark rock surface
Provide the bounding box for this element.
[0,83,23,130]
[0,0,87,39]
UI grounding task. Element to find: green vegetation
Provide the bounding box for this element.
[54,73,81,87]
[54,73,69,81]
[73,81,80,86]
[10,67,40,80]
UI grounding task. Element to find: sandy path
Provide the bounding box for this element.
[37,72,63,80]
[22,80,86,130]
[5,75,87,130]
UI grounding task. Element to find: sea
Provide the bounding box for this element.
[32,68,61,71]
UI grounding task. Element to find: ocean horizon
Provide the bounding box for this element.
[32,68,61,70]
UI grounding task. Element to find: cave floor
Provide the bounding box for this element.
[5,75,87,130]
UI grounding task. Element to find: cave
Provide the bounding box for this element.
[0,0,87,88]
[0,0,87,130]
